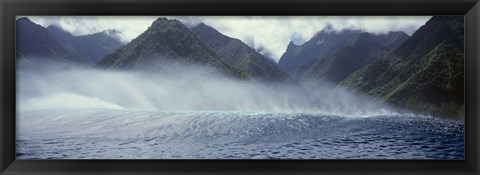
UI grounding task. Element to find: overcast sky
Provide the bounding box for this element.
[24,16,431,62]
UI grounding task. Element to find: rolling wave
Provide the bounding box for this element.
[17,109,464,159]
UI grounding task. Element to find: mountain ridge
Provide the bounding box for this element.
[98,18,248,79]
[340,16,464,119]
[16,17,86,64]
[278,29,363,78]
[47,25,124,64]
[16,16,464,120]
[191,22,294,83]
[298,32,390,96]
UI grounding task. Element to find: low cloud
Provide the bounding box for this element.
[25,16,157,44]
[17,58,394,116]
[23,16,430,62]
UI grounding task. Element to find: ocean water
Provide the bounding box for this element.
[16,109,464,159]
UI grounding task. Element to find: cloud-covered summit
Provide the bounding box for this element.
[23,16,430,62]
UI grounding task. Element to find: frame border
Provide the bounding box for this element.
[1,0,479,174]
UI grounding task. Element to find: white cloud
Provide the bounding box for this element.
[25,16,157,44]
[179,16,430,61]
[24,16,431,62]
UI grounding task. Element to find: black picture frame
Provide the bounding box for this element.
[1,0,479,174]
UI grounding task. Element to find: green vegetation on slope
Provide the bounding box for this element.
[300,33,389,95]
[385,41,464,120]
[98,18,247,78]
[191,23,293,83]
[341,16,464,119]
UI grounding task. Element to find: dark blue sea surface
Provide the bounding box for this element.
[16,109,464,159]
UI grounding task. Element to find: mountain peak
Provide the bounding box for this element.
[151,17,182,28]
[393,15,463,57]
[323,23,334,32]
[17,17,33,23]
[46,25,75,40]
[99,18,247,78]
[16,17,87,64]
[154,17,169,22]
[287,41,298,49]
[196,22,209,28]
[16,17,39,27]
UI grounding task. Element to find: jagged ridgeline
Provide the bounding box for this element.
[278,29,408,80]
[341,16,464,119]
[299,32,398,90]
[16,16,464,120]
[98,18,249,79]
[16,17,124,66]
[47,25,124,64]
[16,18,87,64]
[276,16,463,120]
[278,28,409,99]
[191,23,294,83]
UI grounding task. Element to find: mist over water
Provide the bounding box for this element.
[16,57,464,159]
[17,58,394,116]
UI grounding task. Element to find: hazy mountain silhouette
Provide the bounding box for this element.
[16,17,85,64]
[299,32,389,94]
[47,25,124,64]
[191,23,294,83]
[278,29,362,78]
[16,16,464,119]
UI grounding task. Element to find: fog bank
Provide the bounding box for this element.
[17,58,395,116]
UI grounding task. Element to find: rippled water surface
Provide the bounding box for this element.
[16,109,464,159]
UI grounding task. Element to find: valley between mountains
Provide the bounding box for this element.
[16,16,464,120]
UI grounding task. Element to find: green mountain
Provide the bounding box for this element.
[47,25,124,64]
[278,29,408,80]
[16,17,86,64]
[98,18,247,78]
[372,31,409,50]
[191,23,293,83]
[341,16,464,119]
[300,32,389,95]
[278,29,362,78]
